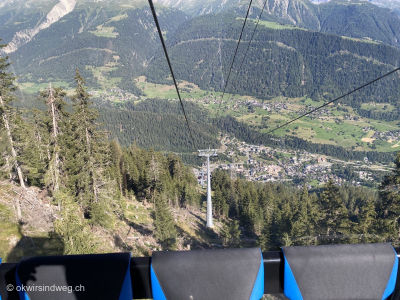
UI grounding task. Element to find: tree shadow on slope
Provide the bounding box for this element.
[6,224,64,263]
[175,223,215,250]
[177,210,221,250]
[123,217,153,236]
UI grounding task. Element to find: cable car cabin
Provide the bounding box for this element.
[0,243,399,300]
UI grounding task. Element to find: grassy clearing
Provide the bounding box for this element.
[138,79,207,99]
[110,14,128,22]
[125,201,154,226]
[90,25,118,38]
[245,18,303,30]
[86,65,122,90]
[342,36,380,45]
[250,102,398,152]
[361,103,395,112]
[137,77,258,105]
[18,81,71,94]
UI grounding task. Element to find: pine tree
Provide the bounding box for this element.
[53,192,98,254]
[67,68,99,203]
[39,84,68,197]
[318,179,350,243]
[110,139,127,195]
[282,232,293,247]
[257,218,271,251]
[64,70,93,204]
[18,109,48,187]
[168,153,184,181]
[291,185,319,245]
[0,42,25,188]
[356,197,378,243]
[145,148,162,201]
[220,219,241,248]
[258,186,275,246]
[291,185,310,245]
[65,69,121,227]
[154,194,177,250]
[213,185,228,219]
[377,151,400,244]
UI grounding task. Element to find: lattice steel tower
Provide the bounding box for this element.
[198,148,218,228]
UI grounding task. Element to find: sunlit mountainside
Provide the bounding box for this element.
[310,0,400,13]
[1,0,400,269]
[0,0,399,168]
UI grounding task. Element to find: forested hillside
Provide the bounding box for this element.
[96,98,397,163]
[0,3,188,93]
[147,12,400,107]
[97,105,220,152]
[316,0,400,47]
[211,167,400,248]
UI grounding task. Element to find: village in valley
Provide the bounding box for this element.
[194,137,392,189]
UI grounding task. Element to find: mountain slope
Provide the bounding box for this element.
[311,0,400,15]
[0,0,399,93]
[97,101,220,152]
[317,0,400,47]
[1,4,188,93]
[146,13,400,104]
[154,0,400,48]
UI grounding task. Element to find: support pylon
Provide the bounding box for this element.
[198,148,218,228]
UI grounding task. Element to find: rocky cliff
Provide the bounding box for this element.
[3,0,77,53]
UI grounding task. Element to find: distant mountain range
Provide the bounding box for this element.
[310,0,400,13]
[152,0,400,47]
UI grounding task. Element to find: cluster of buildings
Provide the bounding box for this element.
[90,88,138,102]
[372,130,400,143]
[194,138,387,188]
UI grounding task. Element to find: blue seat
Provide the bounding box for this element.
[150,248,264,300]
[15,253,132,300]
[0,258,2,300]
[282,243,398,300]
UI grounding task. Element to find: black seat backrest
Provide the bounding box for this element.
[15,253,132,300]
[282,243,398,300]
[151,248,264,300]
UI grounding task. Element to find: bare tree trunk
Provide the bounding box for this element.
[0,96,26,189]
[35,130,44,161]
[54,152,60,192]
[3,152,12,181]
[47,84,61,207]
[85,127,91,156]
[46,145,51,161]
[85,125,98,203]
[49,84,58,139]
